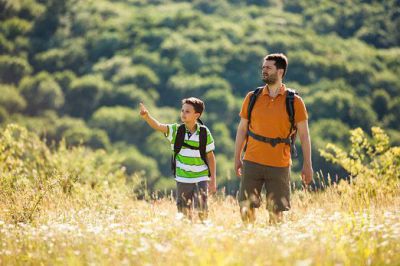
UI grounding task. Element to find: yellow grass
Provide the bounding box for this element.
[1,188,399,266]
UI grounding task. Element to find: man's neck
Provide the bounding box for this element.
[185,122,197,133]
[266,82,282,98]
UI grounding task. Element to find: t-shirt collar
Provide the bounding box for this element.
[262,83,286,96]
[185,122,200,135]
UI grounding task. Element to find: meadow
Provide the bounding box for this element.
[0,189,399,266]
[0,125,399,265]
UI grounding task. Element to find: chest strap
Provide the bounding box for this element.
[248,129,290,147]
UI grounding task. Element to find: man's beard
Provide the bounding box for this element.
[262,73,278,84]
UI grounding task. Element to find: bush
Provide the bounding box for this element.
[0,124,130,223]
[0,124,55,223]
[320,127,400,205]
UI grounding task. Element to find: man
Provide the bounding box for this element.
[234,53,313,224]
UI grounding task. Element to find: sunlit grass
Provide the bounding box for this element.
[1,125,399,265]
[1,190,399,266]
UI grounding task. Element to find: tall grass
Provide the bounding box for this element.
[0,125,399,265]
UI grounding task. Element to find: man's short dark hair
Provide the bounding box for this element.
[264,53,288,79]
[182,97,205,116]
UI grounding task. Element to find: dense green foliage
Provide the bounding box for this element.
[1,0,399,192]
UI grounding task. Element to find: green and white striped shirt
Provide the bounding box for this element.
[165,123,215,183]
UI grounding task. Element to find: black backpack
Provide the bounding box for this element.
[171,122,210,176]
[246,87,298,158]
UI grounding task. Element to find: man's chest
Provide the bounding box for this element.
[250,96,290,131]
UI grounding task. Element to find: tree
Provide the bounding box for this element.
[65,75,111,119]
[372,89,390,120]
[89,106,151,145]
[166,74,231,105]
[202,89,237,125]
[100,85,156,110]
[223,45,266,95]
[309,119,350,179]
[92,55,131,80]
[19,72,64,115]
[63,127,110,150]
[112,65,159,89]
[113,145,161,184]
[0,17,32,39]
[33,40,88,74]
[0,55,32,84]
[144,131,173,176]
[307,90,377,130]
[0,84,26,113]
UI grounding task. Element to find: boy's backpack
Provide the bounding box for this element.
[171,122,210,176]
[246,87,298,158]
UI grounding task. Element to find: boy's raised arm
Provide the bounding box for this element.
[139,103,168,134]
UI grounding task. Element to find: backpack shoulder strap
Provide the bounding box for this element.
[286,88,299,158]
[171,124,186,175]
[247,87,264,121]
[285,88,297,132]
[243,87,263,152]
[199,125,210,176]
[174,124,186,156]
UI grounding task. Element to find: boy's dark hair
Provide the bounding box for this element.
[264,53,288,79]
[182,97,205,116]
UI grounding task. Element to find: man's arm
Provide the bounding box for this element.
[234,118,248,177]
[206,151,217,193]
[139,103,168,134]
[297,120,313,185]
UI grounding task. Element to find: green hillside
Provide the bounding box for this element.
[1,0,399,192]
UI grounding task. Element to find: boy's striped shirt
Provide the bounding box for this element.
[165,123,215,183]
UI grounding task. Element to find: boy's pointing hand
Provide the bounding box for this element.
[139,102,149,117]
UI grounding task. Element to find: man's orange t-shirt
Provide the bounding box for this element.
[239,84,308,167]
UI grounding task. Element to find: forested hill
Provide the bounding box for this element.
[1,0,399,192]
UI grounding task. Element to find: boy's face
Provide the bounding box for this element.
[180,103,200,124]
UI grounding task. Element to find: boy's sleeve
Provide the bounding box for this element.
[205,127,215,153]
[164,123,177,144]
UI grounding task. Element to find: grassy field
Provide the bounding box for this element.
[1,125,399,265]
[1,188,399,266]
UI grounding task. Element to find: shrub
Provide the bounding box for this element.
[320,127,400,205]
[0,124,130,223]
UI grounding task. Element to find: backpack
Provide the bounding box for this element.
[171,122,210,176]
[246,87,298,158]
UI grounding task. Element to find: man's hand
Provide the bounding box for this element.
[139,102,149,118]
[301,164,313,185]
[235,158,243,177]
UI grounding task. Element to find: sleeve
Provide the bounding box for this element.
[164,123,177,144]
[205,127,215,153]
[239,92,252,120]
[294,96,308,124]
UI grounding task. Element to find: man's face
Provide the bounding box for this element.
[180,103,199,123]
[262,60,280,84]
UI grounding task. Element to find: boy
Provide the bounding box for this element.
[139,97,216,220]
